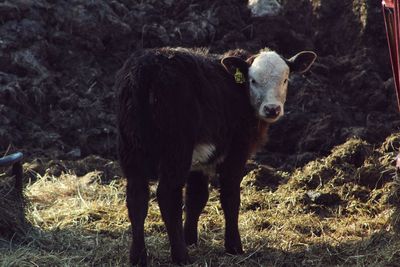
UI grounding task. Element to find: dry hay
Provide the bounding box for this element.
[0,136,399,266]
[383,133,400,234]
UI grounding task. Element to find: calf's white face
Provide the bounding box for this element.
[248,51,289,123]
[221,49,316,123]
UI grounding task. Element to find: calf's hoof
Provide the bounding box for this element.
[225,244,244,255]
[130,248,147,266]
[225,234,243,255]
[171,248,191,266]
[184,227,198,246]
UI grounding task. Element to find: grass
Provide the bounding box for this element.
[1,136,400,266]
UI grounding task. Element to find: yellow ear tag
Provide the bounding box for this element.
[234,68,245,84]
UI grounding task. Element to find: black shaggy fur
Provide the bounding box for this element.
[116,47,269,266]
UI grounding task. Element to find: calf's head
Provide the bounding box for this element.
[222,50,317,123]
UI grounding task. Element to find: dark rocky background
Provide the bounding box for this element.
[0,0,396,171]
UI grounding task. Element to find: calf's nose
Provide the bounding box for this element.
[263,104,281,118]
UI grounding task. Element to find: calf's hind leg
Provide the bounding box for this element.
[126,177,149,266]
[157,149,193,265]
[184,171,209,246]
[120,149,150,266]
[157,174,190,264]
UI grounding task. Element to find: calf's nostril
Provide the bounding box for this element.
[263,105,281,118]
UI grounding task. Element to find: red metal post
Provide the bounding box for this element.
[382,0,400,110]
[382,0,400,170]
[383,0,395,8]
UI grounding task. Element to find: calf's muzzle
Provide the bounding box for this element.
[263,104,281,119]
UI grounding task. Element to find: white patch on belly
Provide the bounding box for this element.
[248,0,282,17]
[191,144,219,177]
[191,144,215,165]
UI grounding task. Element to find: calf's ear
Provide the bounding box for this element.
[221,56,250,84]
[221,56,249,77]
[287,51,317,74]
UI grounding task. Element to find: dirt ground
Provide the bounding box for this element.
[1,0,400,266]
[0,0,395,163]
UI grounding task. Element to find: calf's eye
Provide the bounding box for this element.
[284,78,288,83]
[250,79,256,84]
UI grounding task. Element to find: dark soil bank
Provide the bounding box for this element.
[0,0,397,170]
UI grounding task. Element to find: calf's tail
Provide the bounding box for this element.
[115,61,157,180]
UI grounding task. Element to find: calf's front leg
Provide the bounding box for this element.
[184,171,209,246]
[217,141,250,255]
[219,175,243,254]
